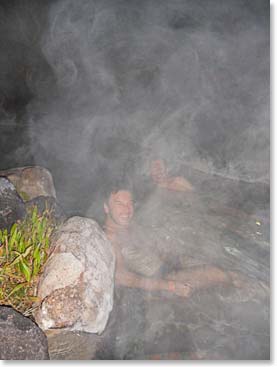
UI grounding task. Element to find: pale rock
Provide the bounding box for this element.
[34,216,115,335]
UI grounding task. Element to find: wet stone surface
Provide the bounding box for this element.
[0,306,49,360]
[0,177,26,231]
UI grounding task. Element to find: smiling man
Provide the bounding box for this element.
[102,183,249,299]
[104,190,134,238]
[104,186,192,297]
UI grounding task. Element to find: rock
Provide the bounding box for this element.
[0,177,26,231]
[45,329,103,360]
[34,216,115,335]
[0,306,49,360]
[0,166,56,201]
[25,195,66,222]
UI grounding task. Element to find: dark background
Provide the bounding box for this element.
[0,0,269,215]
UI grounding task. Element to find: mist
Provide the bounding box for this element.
[0,0,270,360]
[0,0,269,215]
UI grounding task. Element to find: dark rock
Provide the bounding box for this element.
[0,306,49,360]
[25,195,66,222]
[45,329,103,360]
[0,177,26,231]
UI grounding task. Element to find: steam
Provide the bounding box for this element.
[0,0,269,213]
[6,0,265,214]
[0,0,270,359]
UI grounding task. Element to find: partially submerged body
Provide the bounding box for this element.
[96,145,270,358]
[103,189,248,298]
[100,181,269,359]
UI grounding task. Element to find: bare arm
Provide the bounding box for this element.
[165,265,236,291]
[116,267,168,291]
[155,176,194,192]
[164,176,194,192]
[114,244,191,297]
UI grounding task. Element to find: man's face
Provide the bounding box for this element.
[105,190,134,227]
[150,160,168,183]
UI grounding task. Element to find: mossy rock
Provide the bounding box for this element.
[18,190,31,201]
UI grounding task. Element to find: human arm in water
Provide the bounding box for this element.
[165,265,248,291]
[113,243,191,298]
[158,176,194,192]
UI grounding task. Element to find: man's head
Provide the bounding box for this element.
[104,189,134,229]
[150,159,168,184]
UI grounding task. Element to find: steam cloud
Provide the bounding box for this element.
[0,0,270,359]
[0,0,269,215]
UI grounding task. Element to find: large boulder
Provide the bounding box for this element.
[0,166,56,201]
[34,216,115,335]
[0,306,49,360]
[0,177,26,230]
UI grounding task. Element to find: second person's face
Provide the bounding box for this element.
[150,160,167,183]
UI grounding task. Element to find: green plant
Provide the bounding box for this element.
[0,205,57,316]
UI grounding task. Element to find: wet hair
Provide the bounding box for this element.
[102,175,134,202]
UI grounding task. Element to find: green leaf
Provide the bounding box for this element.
[32,206,38,224]
[0,205,57,313]
[33,246,41,275]
[16,230,22,242]
[33,244,41,261]
[32,229,37,245]
[41,218,47,233]
[10,223,17,236]
[9,246,33,267]
[38,222,44,243]
[9,224,18,250]
[7,283,26,298]
[18,237,25,253]
[19,259,31,282]
[33,259,40,276]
